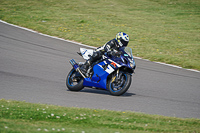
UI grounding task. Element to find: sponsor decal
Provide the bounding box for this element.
[110,62,117,68]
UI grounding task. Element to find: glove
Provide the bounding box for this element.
[116,51,123,56]
[107,51,122,57]
[107,51,115,57]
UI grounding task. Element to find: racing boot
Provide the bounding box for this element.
[80,60,91,75]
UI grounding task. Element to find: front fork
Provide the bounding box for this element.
[111,69,122,83]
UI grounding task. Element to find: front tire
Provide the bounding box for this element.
[107,72,132,96]
[66,69,84,91]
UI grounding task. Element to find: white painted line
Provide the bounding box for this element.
[0,20,37,33]
[155,62,182,69]
[1,20,199,73]
[133,56,142,60]
[155,62,167,65]
[187,69,200,73]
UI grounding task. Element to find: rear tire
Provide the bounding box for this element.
[66,69,84,91]
[107,72,131,96]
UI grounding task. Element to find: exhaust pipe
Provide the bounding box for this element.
[69,59,86,78]
[69,59,78,69]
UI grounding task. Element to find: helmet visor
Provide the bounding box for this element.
[121,39,128,47]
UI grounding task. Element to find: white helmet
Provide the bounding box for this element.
[116,32,129,47]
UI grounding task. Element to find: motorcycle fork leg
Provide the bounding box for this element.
[111,69,119,83]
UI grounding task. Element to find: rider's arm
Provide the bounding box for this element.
[104,39,115,52]
[96,39,115,51]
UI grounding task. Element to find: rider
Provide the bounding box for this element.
[81,32,129,74]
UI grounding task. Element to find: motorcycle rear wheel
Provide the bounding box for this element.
[66,68,84,91]
[107,72,132,96]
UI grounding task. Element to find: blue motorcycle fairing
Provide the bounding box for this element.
[83,59,118,90]
[83,61,108,90]
[110,55,133,69]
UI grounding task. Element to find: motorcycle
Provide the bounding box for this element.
[66,47,136,96]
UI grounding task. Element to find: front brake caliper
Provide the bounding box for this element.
[111,76,116,83]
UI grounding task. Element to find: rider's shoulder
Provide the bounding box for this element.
[106,38,117,45]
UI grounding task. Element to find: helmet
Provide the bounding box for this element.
[115,32,129,47]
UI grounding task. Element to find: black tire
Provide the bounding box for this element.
[66,69,84,91]
[107,72,132,96]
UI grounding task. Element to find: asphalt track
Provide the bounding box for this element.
[0,21,200,119]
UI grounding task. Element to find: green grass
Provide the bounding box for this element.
[0,0,200,70]
[0,99,200,133]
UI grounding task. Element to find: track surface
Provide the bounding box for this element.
[0,21,200,119]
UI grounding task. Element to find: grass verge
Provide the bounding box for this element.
[0,0,199,70]
[0,99,200,133]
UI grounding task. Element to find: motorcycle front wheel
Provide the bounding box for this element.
[66,68,84,91]
[107,72,132,96]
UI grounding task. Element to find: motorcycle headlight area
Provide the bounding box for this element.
[130,63,134,68]
[128,58,135,68]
